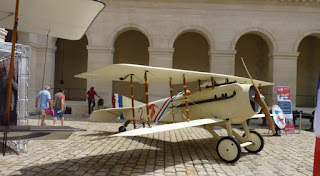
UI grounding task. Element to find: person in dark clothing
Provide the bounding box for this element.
[86,87,101,114]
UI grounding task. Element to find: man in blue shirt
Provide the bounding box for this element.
[35,85,52,126]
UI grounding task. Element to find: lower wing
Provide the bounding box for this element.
[111,118,224,137]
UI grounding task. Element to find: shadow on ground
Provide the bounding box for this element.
[18,135,258,175]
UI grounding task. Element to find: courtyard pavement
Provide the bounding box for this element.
[0,115,315,176]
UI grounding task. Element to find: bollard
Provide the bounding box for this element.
[299,111,302,134]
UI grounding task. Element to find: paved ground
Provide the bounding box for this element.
[0,115,315,176]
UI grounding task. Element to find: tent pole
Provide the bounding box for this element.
[4,0,19,125]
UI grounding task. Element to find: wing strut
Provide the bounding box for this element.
[182,74,190,121]
[169,77,175,123]
[130,74,136,129]
[211,77,215,89]
[144,71,151,127]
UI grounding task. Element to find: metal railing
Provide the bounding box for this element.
[53,88,86,101]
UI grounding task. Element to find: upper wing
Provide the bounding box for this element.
[75,64,273,86]
[111,118,224,137]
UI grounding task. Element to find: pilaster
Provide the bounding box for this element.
[0,28,8,42]
[148,48,174,101]
[209,50,237,75]
[271,52,299,107]
[87,46,114,107]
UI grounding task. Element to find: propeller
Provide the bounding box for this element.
[241,57,276,135]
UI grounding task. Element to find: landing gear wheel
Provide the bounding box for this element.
[242,130,264,153]
[118,126,126,133]
[216,136,241,163]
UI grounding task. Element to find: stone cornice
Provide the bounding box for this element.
[87,46,114,53]
[24,42,56,53]
[271,52,300,59]
[148,48,174,55]
[108,0,320,8]
[209,50,237,56]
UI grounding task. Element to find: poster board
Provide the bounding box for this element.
[0,57,18,125]
[277,86,295,133]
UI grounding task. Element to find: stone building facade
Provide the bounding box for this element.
[3,0,320,114]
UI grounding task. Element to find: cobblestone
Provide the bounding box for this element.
[0,117,316,175]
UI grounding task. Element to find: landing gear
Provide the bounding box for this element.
[205,120,265,163]
[118,120,131,133]
[242,130,264,153]
[216,136,241,163]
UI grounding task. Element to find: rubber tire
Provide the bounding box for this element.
[216,136,241,163]
[242,130,264,153]
[118,126,126,133]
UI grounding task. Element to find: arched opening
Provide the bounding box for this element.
[113,30,150,102]
[172,32,210,92]
[296,36,320,107]
[4,29,12,42]
[234,34,272,103]
[54,35,88,100]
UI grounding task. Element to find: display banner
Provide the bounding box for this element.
[313,71,320,176]
[0,58,18,125]
[112,93,124,120]
[277,86,295,133]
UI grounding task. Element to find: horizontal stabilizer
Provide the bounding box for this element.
[90,107,131,122]
[111,118,224,137]
[251,114,275,118]
[0,125,85,140]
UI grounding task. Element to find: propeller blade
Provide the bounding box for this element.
[241,57,276,135]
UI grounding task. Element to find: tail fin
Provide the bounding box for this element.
[113,93,144,108]
[90,107,131,122]
[112,93,144,120]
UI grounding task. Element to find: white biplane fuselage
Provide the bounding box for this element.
[119,83,255,125]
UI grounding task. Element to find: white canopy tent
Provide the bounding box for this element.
[0,0,106,152]
[0,0,105,40]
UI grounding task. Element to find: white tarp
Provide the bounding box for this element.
[0,0,105,40]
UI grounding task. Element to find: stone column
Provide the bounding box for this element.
[87,46,114,107]
[21,36,57,113]
[209,50,237,75]
[148,48,174,101]
[0,28,8,42]
[271,52,299,107]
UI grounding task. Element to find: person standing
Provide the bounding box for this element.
[35,85,52,126]
[87,87,101,114]
[53,89,65,126]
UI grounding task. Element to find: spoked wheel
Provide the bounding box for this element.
[118,126,126,133]
[216,136,241,163]
[242,130,264,153]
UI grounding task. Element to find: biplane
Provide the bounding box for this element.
[76,59,276,163]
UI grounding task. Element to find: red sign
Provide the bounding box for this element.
[277,86,291,99]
